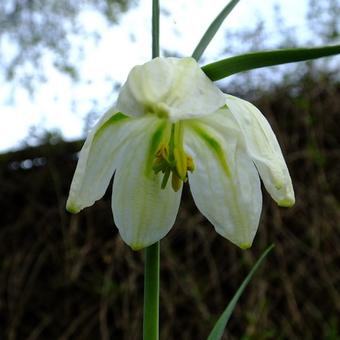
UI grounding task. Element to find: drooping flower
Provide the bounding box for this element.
[66,57,294,250]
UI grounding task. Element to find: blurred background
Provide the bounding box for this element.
[0,0,339,339]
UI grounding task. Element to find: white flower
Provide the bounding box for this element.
[66,57,295,250]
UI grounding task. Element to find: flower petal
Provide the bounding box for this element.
[185,120,262,248]
[66,109,153,213]
[117,57,225,121]
[225,95,295,207]
[112,120,182,250]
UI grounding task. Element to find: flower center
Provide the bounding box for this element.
[152,122,194,192]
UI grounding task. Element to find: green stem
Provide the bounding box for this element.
[143,1,160,339]
[143,241,160,340]
[152,0,160,58]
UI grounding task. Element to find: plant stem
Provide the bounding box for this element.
[143,2,160,339]
[152,0,160,58]
[143,241,160,340]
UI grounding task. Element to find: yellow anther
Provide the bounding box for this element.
[173,147,187,180]
[156,144,168,159]
[171,172,182,192]
[152,144,170,174]
[152,158,166,174]
[186,155,195,172]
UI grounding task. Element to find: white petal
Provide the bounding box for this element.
[112,120,182,250]
[225,95,295,207]
[66,109,154,213]
[184,121,262,248]
[117,57,225,121]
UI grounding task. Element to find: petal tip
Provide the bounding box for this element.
[66,201,81,214]
[278,198,295,208]
[130,243,145,251]
[239,242,252,250]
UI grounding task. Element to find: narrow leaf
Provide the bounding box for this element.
[152,0,160,58]
[202,45,340,81]
[192,0,240,61]
[207,244,275,340]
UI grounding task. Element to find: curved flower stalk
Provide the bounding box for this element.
[66,57,294,250]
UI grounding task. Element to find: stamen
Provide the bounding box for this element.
[156,144,169,159]
[186,155,195,172]
[161,169,171,189]
[152,123,195,192]
[171,173,182,192]
[173,148,187,180]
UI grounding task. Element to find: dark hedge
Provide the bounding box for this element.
[1,72,339,340]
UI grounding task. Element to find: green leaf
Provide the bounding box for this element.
[207,244,275,340]
[202,45,340,81]
[192,0,240,62]
[152,0,160,58]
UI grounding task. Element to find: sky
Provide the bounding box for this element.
[0,0,312,152]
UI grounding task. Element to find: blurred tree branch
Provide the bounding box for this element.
[0,0,136,92]
[307,0,339,43]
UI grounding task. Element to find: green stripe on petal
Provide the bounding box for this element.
[145,120,171,176]
[93,112,129,141]
[112,122,182,249]
[184,125,262,248]
[188,122,231,178]
[66,112,156,213]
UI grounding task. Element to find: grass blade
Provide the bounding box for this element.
[202,45,340,81]
[192,0,240,61]
[207,245,275,340]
